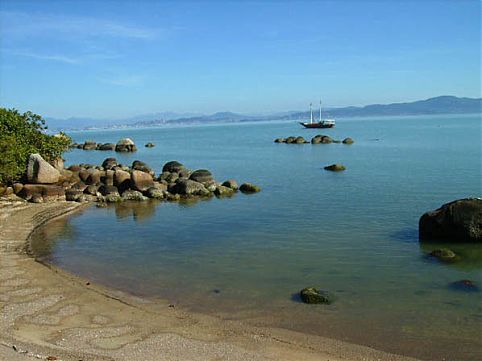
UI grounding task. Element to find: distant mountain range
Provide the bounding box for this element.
[46,96,481,131]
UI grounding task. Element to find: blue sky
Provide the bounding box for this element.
[0,0,480,119]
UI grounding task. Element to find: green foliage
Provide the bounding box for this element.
[0,108,71,183]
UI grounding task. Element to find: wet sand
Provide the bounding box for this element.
[0,201,422,361]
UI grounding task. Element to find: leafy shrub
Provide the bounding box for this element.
[0,108,71,183]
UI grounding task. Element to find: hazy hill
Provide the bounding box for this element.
[45,96,481,131]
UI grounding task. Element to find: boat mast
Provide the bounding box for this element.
[319,99,322,122]
[310,103,313,124]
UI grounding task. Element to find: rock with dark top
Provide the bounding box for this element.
[274,138,286,143]
[27,154,60,184]
[299,287,334,304]
[162,161,186,173]
[295,136,308,144]
[130,170,154,192]
[145,142,155,148]
[449,279,480,292]
[222,179,239,191]
[285,136,296,144]
[239,183,261,193]
[98,143,116,151]
[429,248,458,262]
[115,138,137,152]
[311,137,322,144]
[170,179,210,196]
[189,169,214,185]
[102,158,118,170]
[98,185,120,197]
[83,141,97,150]
[324,164,346,172]
[342,137,354,144]
[132,160,153,174]
[419,198,482,242]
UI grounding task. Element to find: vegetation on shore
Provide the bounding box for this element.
[0,108,71,183]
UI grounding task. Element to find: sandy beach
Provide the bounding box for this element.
[0,201,422,361]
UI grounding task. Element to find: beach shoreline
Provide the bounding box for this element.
[0,201,422,361]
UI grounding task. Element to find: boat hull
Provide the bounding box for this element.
[299,122,335,129]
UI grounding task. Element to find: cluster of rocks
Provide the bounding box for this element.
[3,154,260,204]
[70,138,138,152]
[274,135,354,145]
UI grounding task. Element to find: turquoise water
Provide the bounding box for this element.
[33,114,482,360]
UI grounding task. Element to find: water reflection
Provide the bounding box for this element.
[419,241,482,270]
[30,214,81,258]
[114,200,159,223]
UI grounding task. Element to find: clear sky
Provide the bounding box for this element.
[0,0,480,119]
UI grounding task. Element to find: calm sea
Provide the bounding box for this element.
[32,114,482,360]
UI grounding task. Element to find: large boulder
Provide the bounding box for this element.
[170,179,210,196]
[115,138,137,152]
[130,170,154,192]
[162,161,186,173]
[27,154,60,184]
[132,160,153,174]
[419,198,482,242]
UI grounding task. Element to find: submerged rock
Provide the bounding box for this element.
[274,138,286,143]
[324,164,346,172]
[83,141,97,150]
[299,287,334,304]
[170,179,210,196]
[122,189,148,201]
[449,279,480,292]
[419,198,482,242]
[222,179,239,191]
[214,185,235,197]
[342,137,354,144]
[145,142,155,148]
[98,143,116,151]
[115,138,137,152]
[429,248,458,262]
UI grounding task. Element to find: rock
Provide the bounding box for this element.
[102,170,115,186]
[162,161,186,173]
[449,279,480,292]
[84,185,99,196]
[4,187,13,196]
[419,198,482,242]
[214,185,235,197]
[65,189,84,202]
[342,137,354,144]
[311,137,322,144]
[429,248,458,262]
[144,187,164,199]
[105,194,122,203]
[102,158,118,170]
[98,185,120,197]
[165,192,181,201]
[98,143,116,151]
[68,165,83,172]
[170,179,210,196]
[115,138,137,152]
[333,140,341,144]
[320,135,333,144]
[122,189,148,201]
[145,142,155,148]
[222,179,239,191]
[19,184,65,202]
[114,169,131,192]
[299,287,334,304]
[71,181,88,192]
[12,183,24,194]
[83,141,97,150]
[239,183,261,193]
[295,136,307,144]
[85,169,103,185]
[130,170,154,192]
[27,154,60,184]
[324,164,346,172]
[30,194,44,203]
[49,157,64,171]
[77,194,97,203]
[274,138,286,143]
[285,136,296,144]
[189,169,214,185]
[132,160,153,174]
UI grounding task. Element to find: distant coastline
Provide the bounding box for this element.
[45,95,481,132]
